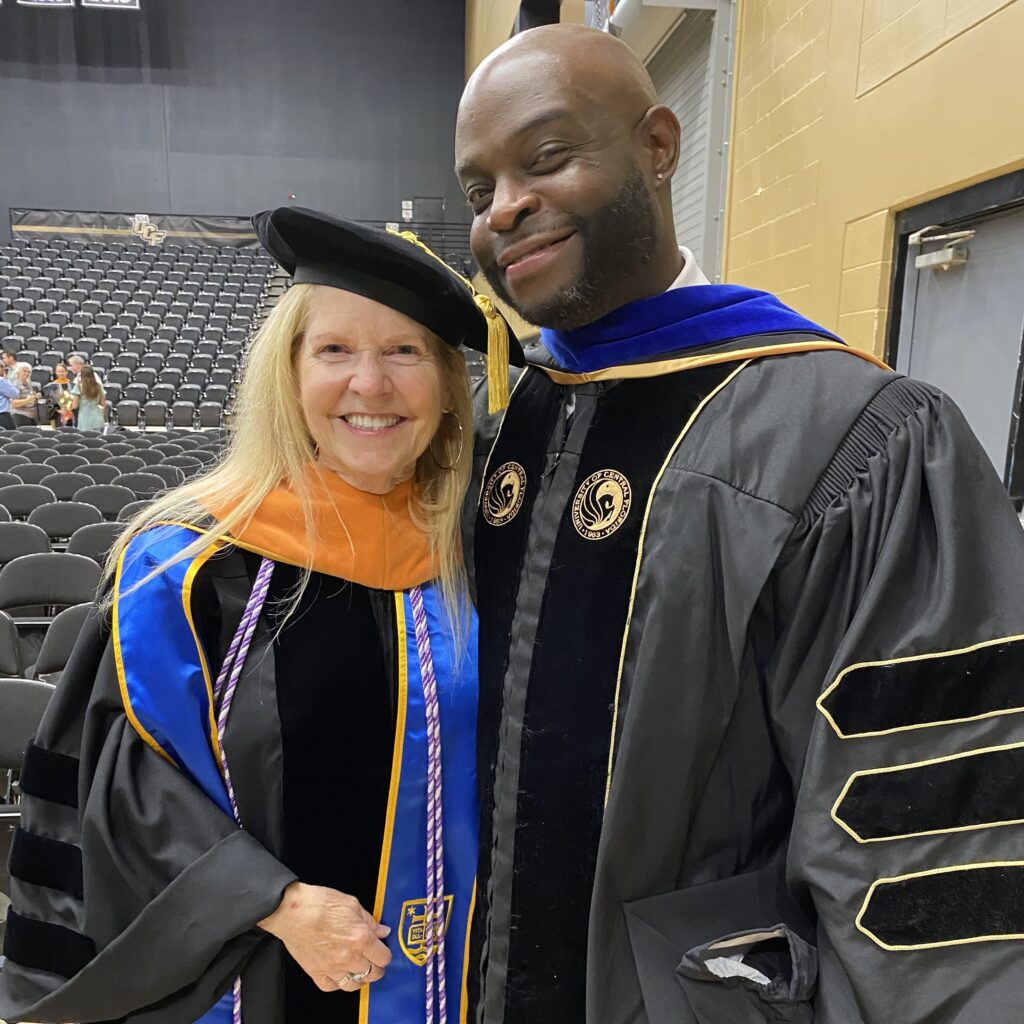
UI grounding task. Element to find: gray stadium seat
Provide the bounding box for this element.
[71,484,136,520]
[198,402,222,427]
[111,472,164,498]
[105,455,146,473]
[38,472,93,501]
[144,399,169,428]
[43,452,89,473]
[27,501,104,544]
[79,463,122,485]
[67,521,124,565]
[171,401,196,427]
[148,465,185,489]
[0,484,57,520]
[10,464,57,486]
[0,523,51,565]
[0,552,100,621]
[116,400,140,427]
[32,602,94,683]
[117,499,152,523]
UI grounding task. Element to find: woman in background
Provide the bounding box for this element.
[10,363,41,427]
[72,364,106,430]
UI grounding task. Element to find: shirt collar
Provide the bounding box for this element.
[670,246,710,290]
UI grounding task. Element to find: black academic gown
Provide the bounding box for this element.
[464,335,1024,1024]
[0,549,397,1024]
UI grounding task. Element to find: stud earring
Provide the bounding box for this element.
[656,172,664,181]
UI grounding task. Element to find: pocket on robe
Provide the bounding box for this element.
[623,862,817,1024]
[677,924,817,1023]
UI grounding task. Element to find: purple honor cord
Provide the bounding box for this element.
[410,585,448,1024]
[213,556,276,1024]
[212,567,448,1024]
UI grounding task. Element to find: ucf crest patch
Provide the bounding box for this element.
[399,895,454,966]
[572,469,632,540]
[482,461,526,526]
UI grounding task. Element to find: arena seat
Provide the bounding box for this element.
[10,465,54,486]
[105,455,146,474]
[115,400,141,427]
[117,499,152,522]
[198,402,223,427]
[44,453,88,473]
[72,484,136,520]
[0,484,57,520]
[28,501,105,544]
[39,472,94,501]
[0,523,51,565]
[112,472,164,498]
[79,464,122,485]
[0,551,100,622]
[31,602,94,683]
[67,521,124,565]
[144,401,169,429]
[148,464,185,489]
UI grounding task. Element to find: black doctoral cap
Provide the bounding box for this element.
[253,206,521,412]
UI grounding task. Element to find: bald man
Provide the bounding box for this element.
[456,25,1024,1024]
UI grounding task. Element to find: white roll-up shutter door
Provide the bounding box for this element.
[647,11,714,266]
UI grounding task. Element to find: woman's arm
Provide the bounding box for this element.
[258,882,392,992]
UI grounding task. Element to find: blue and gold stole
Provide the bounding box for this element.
[114,525,479,1024]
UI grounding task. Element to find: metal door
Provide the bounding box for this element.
[895,205,1024,483]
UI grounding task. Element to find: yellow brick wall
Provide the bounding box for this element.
[726,0,1024,355]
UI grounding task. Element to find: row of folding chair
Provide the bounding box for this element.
[0,465,187,494]
[0,481,162,521]
[0,520,125,566]
[0,445,213,464]
[0,426,226,445]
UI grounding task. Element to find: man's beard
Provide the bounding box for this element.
[481,165,659,332]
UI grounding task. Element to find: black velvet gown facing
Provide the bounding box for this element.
[268,563,395,1023]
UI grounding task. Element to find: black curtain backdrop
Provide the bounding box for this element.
[0,0,468,241]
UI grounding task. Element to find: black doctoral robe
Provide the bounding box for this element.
[464,334,1024,1024]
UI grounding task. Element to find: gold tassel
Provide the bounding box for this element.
[475,293,510,414]
[389,226,511,414]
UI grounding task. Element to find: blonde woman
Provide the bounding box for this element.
[0,208,519,1024]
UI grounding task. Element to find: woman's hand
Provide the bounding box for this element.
[258,881,392,993]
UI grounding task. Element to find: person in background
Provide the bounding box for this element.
[71,364,106,431]
[10,362,41,427]
[45,362,75,428]
[67,353,103,387]
[2,349,18,381]
[0,368,19,429]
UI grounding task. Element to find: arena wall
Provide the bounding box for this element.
[725,0,1024,356]
[0,0,468,242]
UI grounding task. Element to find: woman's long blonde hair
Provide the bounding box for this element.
[103,283,473,629]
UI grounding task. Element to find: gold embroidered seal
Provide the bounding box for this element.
[571,469,632,540]
[398,896,454,966]
[482,461,526,526]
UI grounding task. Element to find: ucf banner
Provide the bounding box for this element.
[10,209,259,249]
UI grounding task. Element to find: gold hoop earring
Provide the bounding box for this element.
[431,411,464,471]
